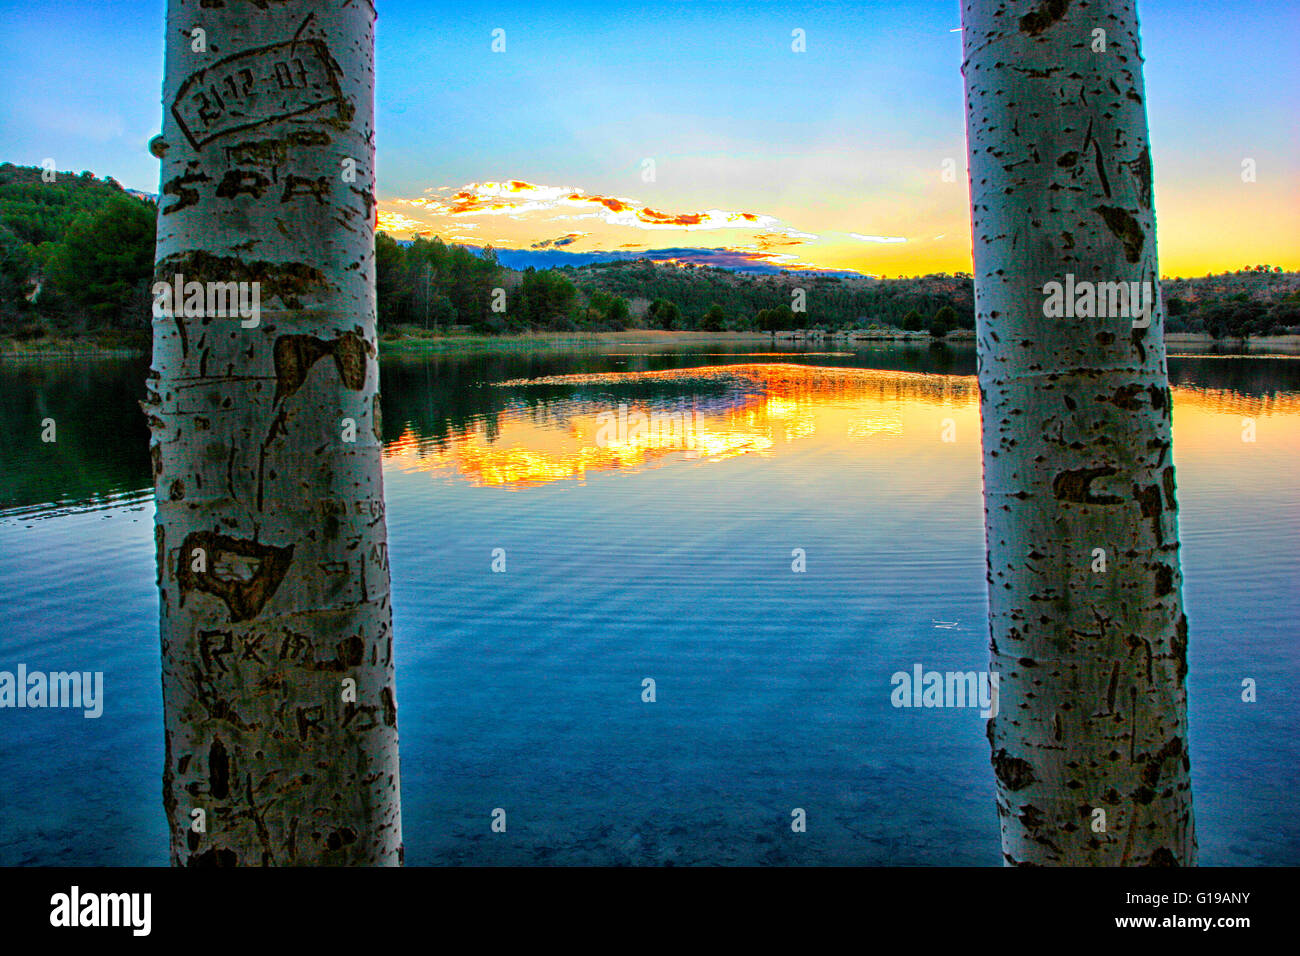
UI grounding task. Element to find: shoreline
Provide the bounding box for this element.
[3,328,1298,359]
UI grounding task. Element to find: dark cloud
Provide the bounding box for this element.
[530,233,586,249]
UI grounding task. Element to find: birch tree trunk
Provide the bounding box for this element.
[146,0,401,865]
[960,0,1195,865]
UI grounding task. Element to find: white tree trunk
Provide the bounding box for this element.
[960,0,1195,865]
[147,0,401,865]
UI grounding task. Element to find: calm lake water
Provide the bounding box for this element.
[1,339,1297,865]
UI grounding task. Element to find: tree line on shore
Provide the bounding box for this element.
[375,232,978,335]
[1,162,1296,343]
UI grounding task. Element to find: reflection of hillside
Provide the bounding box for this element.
[2,351,1297,512]
[0,358,151,514]
[495,363,981,406]
[376,346,983,445]
[1168,385,1300,418]
[377,350,747,448]
[1167,357,1300,404]
[384,362,1300,491]
[384,365,980,489]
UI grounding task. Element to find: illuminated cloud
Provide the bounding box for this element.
[383,179,786,244]
[850,233,908,243]
[750,231,819,251]
[393,180,774,231]
[380,181,909,274]
[377,210,427,233]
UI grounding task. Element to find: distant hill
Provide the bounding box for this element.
[1162,268,1300,338]
[1164,268,1300,304]
[0,163,148,247]
[556,258,971,330]
[450,242,869,277]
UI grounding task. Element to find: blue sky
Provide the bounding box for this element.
[1,0,1296,275]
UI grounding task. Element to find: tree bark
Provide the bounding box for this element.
[960,0,1196,865]
[147,0,401,865]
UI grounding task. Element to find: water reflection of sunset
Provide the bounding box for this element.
[382,365,975,488]
[380,364,1299,490]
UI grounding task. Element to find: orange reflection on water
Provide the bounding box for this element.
[1170,386,1300,419]
[1169,385,1300,460]
[381,364,1298,490]
[382,364,979,489]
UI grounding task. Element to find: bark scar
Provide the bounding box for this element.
[1019,0,1071,36]
[1052,466,1123,505]
[272,330,372,404]
[178,531,294,623]
[992,749,1037,791]
[1094,205,1145,263]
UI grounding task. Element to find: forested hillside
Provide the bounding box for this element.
[0,163,156,334]
[373,235,1299,338]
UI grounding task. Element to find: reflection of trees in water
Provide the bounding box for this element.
[378,345,983,450]
[731,364,979,407]
[1169,386,1300,418]
[382,364,987,488]
[0,357,151,510]
[383,359,984,454]
[1167,357,1300,404]
[384,358,1300,489]
[379,353,746,450]
[2,350,1296,511]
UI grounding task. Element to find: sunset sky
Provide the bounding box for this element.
[1,0,1296,277]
